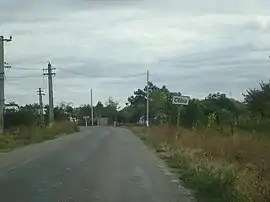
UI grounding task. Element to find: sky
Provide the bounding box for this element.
[1,0,270,106]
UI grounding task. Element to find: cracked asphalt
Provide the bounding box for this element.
[0,127,193,202]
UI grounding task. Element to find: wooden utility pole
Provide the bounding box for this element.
[0,36,12,133]
[146,70,149,127]
[37,88,45,123]
[43,62,55,127]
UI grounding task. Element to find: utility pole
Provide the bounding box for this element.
[91,89,94,126]
[43,62,55,127]
[88,89,94,126]
[0,36,12,133]
[37,88,45,123]
[146,70,149,127]
[98,104,101,126]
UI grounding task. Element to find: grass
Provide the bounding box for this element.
[0,121,79,151]
[129,126,270,202]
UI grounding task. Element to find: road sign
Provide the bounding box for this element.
[172,96,190,105]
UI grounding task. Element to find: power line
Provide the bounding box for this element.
[6,93,37,97]
[121,72,147,78]
[57,67,146,78]
[6,75,40,79]
[8,65,146,80]
[10,67,40,71]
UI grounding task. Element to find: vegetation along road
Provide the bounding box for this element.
[0,127,193,202]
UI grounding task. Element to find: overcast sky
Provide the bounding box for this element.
[1,0,270,106]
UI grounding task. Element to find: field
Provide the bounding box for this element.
[130,126,270,202]
[0,121,79,151]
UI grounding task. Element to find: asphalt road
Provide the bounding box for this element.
[0,127,193,202]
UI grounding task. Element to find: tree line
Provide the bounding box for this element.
[5,79,270,134]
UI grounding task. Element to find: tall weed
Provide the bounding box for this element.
[0,121,79,151]
[130,126,270,202]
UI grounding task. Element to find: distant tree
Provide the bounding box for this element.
[104,97,119,124]
[6,78,270,134]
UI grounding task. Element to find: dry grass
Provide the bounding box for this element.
[129,126,270,202]
[0,121,79,151]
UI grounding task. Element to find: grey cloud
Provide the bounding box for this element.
[3,0,270,105]
[149,42,270,100]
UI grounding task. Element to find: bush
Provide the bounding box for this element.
[238,118,270,134]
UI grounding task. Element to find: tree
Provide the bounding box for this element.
[6,79,269,134]
[244,81,270,118]
[104,97,119,124]
[126,88,147,122]
[203,93,240,125]
[54,102,75,121]
[180,99,206,128]
[4,103,40,128]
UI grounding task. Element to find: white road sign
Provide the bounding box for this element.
[172,96,190,105]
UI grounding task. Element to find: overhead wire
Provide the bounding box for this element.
[5,93,38,103]
[56,67,146,78]
[10,67,40,71]
[5,66,42,81]
[10,65,130,81]
[5,65,148,105]
[5,65,147,81]
[6,74,41,79]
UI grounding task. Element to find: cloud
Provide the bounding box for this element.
[2,0,270,106]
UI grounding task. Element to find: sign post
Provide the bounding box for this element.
[172,95,190,129]
[83,116,90,127]
[177,107,181,129]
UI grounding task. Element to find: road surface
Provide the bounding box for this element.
[0,127,193,202]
